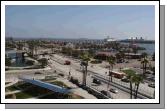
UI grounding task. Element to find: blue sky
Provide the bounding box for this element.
[5,5,155,40]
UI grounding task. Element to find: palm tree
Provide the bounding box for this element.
[80,52,90,86]
[17,41,23,50]
[108,56,116,82]
[38,58,48,68]
[132,74,143,99]
[141,57,149,77]
[27,41,36,57]
[122,69,136,99]
[141,52,148,58]
[5,57,11,66]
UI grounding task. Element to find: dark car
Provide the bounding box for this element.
[34,71,42,74]
[148,83,155,88]
[93,79,101,85]
[58,73,64,77]
[64,60,71,65]
[121,78,130,83]
[100,90,112,98]
[146,76,155,82]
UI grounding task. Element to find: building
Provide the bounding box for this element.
[104,36,116,42]
[94,51,115,60]
[125,53,142,59]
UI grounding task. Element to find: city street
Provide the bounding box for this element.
[5,53,155,99]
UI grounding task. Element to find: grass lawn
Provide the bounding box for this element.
[40,78,57,81]
[5,94,13,99]
[6,85,19,91]
[122,69,136,75]
[15,92,33,99]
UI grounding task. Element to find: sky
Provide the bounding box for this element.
[5,5,155,40]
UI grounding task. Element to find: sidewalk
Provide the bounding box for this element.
[6,66,51,73]
[57,78,96,99]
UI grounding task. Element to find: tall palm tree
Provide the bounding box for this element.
[120,51,125,61]
[27,41,36,57]
[17,41,23,50]
[132,74,143,99]
[122,69,136,99]
[141,52,148,58]
[80,52,90,86]
[108,56,116,82]
[141,57,149,77]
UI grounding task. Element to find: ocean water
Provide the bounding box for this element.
[137,43,155,55]
[121,42,155,55]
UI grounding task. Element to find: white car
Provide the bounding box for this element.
[109,88,118,94]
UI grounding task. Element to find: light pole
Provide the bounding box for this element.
[68,64,71,79]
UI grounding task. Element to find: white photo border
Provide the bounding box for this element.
[1,1,159,103]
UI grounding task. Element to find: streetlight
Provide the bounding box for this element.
[68,63,72,79]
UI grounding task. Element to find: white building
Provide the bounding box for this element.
[104,36,116,42]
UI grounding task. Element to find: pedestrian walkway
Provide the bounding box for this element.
[57,78,96,99]
[5,90,22,95]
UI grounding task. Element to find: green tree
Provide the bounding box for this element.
[5,57,11,66]
[132,74,143,99]
[27,41,36,57]
[25,60,35,65]
[122,69,136,99]
[141,52,148,58]
[38,58,48,68]
[17,41,24,50]
[80,52,90,86]
[108,56,116,82]
[141,57,149,77]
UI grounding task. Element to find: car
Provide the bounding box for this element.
[146,76,155,81]
[100,90,112,98]
[125,60,129,63]
[109,88,118,94]
[58,73,64,77]
[64,60,71,65]
[121,78,130,83]
[148,83,155,88]
[90,60,102,64]
[92,79,101,85]
[34,71,42,74]
[146,70,153,74]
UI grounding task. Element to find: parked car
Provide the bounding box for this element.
[109,88,118,94]
[34,71,42,74]
[58,73,64,77]
[148,83,155,88]
[146,76,155,81]
[64,60,71,65]
[93,79,101,85]
[100,90,112,98]
[146,70,153,74]
[121,78,130,83]
[90,60,102,64]
[125,60,129,63]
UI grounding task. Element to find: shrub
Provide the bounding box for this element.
[25,60,34,65]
